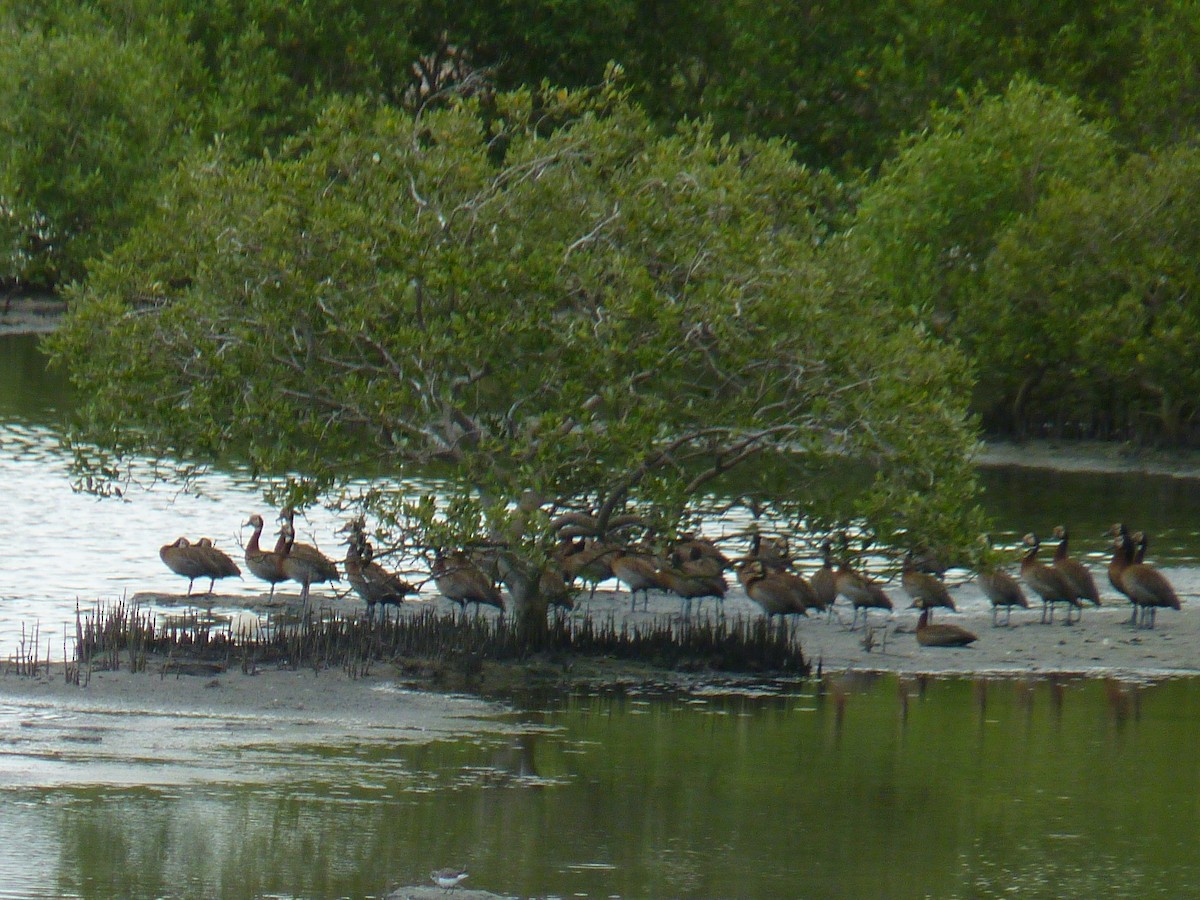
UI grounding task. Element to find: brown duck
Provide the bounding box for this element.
[916,608,978,647]
[808,540,838,615]
[656,565,727,619]
[432,549,505,614]
[737,559,812,620]
[341,519,417,620]
[611,548,666,612]
[159,537,211,595]
[1051,525,1100,608]
[278,511,340,605]
[976,537,1029,626]
[1112,532,1180,629]
[192,537,242,592]
[1020,533,1080,624]
[243,514,289,596]
[835,556,893,630]
[901,549,956,622]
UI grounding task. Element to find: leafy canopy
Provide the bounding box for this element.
[51,83,985,570]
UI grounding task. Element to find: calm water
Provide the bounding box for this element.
[0,676,1195,898]
[4,332,1200,898]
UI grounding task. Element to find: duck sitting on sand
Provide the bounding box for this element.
[915,608,978,647]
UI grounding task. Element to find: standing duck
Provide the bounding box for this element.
[656,565,727,619]
[834,555,893,630]
[808,540,838,616]
[1020,533,1080,624]
[1051,525,1100,609]
[611,547,666,612]
[192,538,242,593]
[915,608,978,647]
[559,538,617,600]
[737,559,813,620]
[278,512,340,606]
[1108,523,1136,623]
[1114,532,1180,629]
[243,514,289,596]
[159,537,211,596]
[901,549,956,622]
[976,536,1029,626]
[341,519,417,620]
[432,549,505,614]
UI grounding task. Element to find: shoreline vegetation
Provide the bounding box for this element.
[2,561,1200,724]
[6,304,1200,703]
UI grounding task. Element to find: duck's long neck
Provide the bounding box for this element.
[1053,531,1069,562]
[247,521,263,553]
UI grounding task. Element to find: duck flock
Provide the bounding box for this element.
[158,511,1180,648]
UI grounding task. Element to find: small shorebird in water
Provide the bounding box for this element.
[431,867,469,891]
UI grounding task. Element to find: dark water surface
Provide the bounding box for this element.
[0,676,1194,899]
[3,333,1200,898]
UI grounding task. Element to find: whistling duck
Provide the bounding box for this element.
[656,565,727,619]
[916,608,978,647]
[540,564,576,613]
[737,559,812,619]
[243,514,289,596]
[159,537,212,595]
[1051,525,1100,608]
[670,534,730,577]
[611,548,666,611]
[277,512,340,605]
[975,536,1029,626]
[341,519,417,620]
[808,540,838,615]
[1108,523,1136,622]
[834,555,893,630]
[1020,533,1081,624]
[901,549,957,622]
[432,549,505,614]
[748,532,792,574]
[1115,532,1180,629]
[559,538,617,599]
[192,537,242,593]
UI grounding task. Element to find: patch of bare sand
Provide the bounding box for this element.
[0,657,506,738]
[9,562,1196,726]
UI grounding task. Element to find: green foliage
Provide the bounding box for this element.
[1118,0,1200,149]
[0,13,193,288]
[701,0,1145,173]
[983,144,1200,442]
[51,84,984,565]
[843,79,1118,430]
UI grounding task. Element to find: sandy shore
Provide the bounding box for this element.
[0,652,508,739]
[3,559,1194,725]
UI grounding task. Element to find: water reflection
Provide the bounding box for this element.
[0,675,1190,898]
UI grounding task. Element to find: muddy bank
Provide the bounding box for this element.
[0,658,507,740]
[977,438,1200,479]
[0,294,65,335]
[7,561,1198,725]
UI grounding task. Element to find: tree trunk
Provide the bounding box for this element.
[1011,367,1045,439]
[497,554,549,646]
